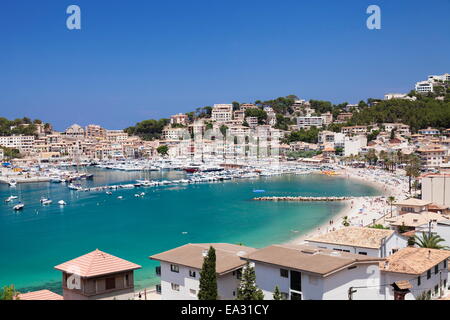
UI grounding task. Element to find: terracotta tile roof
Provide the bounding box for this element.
[380,247,450,275]
[394,198,431,207]
[306,227,395,249]
[17,290,63,300]
[387,212,448,228]
[54,249,141,278]
[244,244,383,277]
[401,230,417,237]
[150,243,257,275]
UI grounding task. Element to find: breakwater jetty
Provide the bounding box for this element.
[253,196,353,202]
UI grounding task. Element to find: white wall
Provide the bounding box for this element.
[158,262,241,300]
[434,224,450,248]
[344,135,367,157]
[305,234,408,258]
[321,264,384,300]
[422,176,450,207]
[304,242,379,257]
[381,260,449,300]
[254,262,291,300]
[253,261,385,300]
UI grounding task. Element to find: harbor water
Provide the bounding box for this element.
[0,168,380,293]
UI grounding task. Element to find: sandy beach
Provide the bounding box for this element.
[289,166,410,244]
[131,166,411,299]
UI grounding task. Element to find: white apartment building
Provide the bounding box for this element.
[106,130,128,142]
[384,93,417,101]
[245,117,258,128]
[85,124,106,138]
[341,126,368,136]
[170,113,189,126]
[415,81,434,93]
[344,135,367,157]
[321,112,333,126]
[212,104,233,123]
[380,248,450,300]
[233,110,245,122]
[428,73,450,82]
[416,145,447,168]
[239,104,257,112]
[304,227,407,258]
[0,135,35,153]
[383,123,411,136]
[318,131,345,148]
[162,127,190,141]
[228,125,251,137]
[244,244,384,300]
[421,174,450,207]
[150,243,257,300]
[297,116,324,129]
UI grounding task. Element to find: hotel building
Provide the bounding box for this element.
[297,116,324,129]
[211,104,233,123]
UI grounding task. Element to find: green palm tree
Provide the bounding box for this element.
[405,154,421,194]
[342,216,350,227]
[387,196,396,218]
[414,233,448,249]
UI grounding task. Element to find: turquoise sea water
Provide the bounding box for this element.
[0,169,380,293]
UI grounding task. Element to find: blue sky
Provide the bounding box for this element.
[0,0,449,130]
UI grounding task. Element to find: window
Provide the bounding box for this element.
[105,277,116,290]
[358,252,367,255]
[236,269,242,280]
[125,274,129,287]
[290,271,301,292]
[281,292,289,300]
[444,260,447,269]
[435,265,439,274]
[189,270,196,278]
[280,269,289,278]
[170,264,179,273]
[189,289,196,296]
[427,269,431,279]
[434,285,439,295]
[347,266,357,270]
[171,283,180,291]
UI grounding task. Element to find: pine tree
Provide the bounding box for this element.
[198,246,218,300]
[273,286,282,300]
[237,261,264,300]
[0,285,18,300]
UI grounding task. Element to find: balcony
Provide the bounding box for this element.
[155,266,161,276]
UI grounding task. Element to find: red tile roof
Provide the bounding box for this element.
[54,249,141,278]
[17,290,63,300]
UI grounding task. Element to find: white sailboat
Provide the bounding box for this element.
[13,203,24,211]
